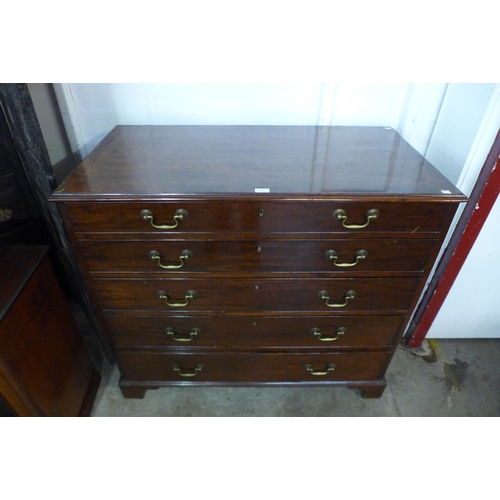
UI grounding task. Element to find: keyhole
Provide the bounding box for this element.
[258,208,264,217]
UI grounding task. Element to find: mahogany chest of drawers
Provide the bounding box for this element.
[50,125,465,399]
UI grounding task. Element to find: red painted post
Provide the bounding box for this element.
[408,155,500,347]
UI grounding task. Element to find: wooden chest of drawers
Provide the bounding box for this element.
[50,126,465,399]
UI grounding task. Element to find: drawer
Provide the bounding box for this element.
[80,238,437,274]
[107,314,405,349]
[66,200,452,235]
[117,350,391,383]
[93,277,420,313]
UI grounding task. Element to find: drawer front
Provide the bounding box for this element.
[107,314,405,349]
[93,277,420,313]
[117,350,391,383]
[80,238,436,274]
[66,201,451,235]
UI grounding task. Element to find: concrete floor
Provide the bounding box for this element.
[90,338,500,417]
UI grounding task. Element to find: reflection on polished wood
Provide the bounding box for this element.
[55,126,465,198]
[0,246,100,416]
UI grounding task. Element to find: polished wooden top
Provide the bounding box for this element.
[51,126,465,200]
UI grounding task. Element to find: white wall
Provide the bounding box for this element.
[59,83,428,155]
[426,85,500,339]
[425,84,496,186]
[27,83,69,165]
[428,194,500,338]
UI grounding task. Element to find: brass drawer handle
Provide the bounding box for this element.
[140,208,188,229]
[158,290,197,307]
[318,289,356,308]
[311,327,346,342]
[173,364,203,377]
[305,363,336,376]
[333,208,379,229]
[325,249,368,267]
[165,327,200,342]
[148,249,193,269]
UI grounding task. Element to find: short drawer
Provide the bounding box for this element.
[80,238,437,274]
[93,277,421,313]
[117,350,391,383]
[65,200,452,235]
[107,314,405,349]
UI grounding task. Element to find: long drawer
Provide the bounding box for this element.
[93,277,420,313]
[80,238,437,274]
[66,200,452,235]
[117,350,392,383]
[106,314,405,349]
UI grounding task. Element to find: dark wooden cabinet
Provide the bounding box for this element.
[0,246,100,416]
[50,126,466,399]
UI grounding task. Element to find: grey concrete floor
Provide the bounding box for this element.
[90,338,500,417]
